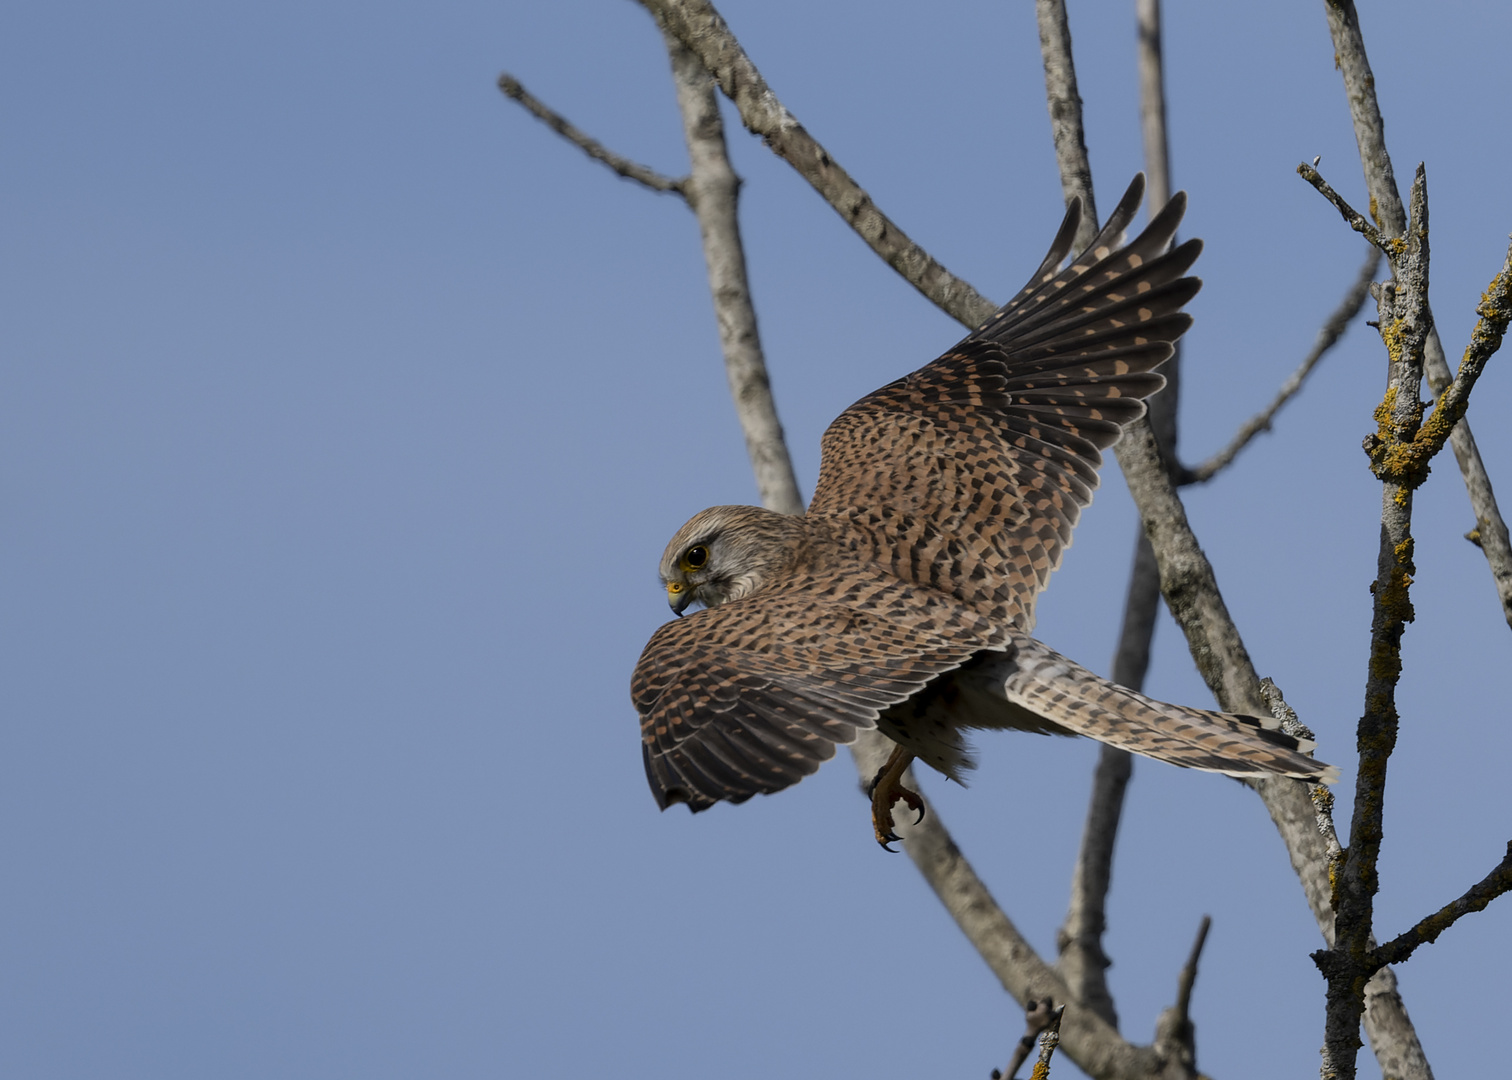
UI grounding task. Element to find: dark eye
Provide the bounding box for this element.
[685,545,709,569]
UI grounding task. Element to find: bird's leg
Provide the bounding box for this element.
[868,744,924,850]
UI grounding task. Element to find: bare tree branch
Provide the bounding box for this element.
[1311,163,1433,1080]
[1135,0,1172,218]
[1034,0,1130,1030]
[1370,842,1512,970]
[1322,0,1512,637]
[995,998,1058,1080]
[1321,2,1404,235]
[849,739,1174,1080]
[1134,0,1183,484]
[1425,335,1512,631]
[1153,916,1211,1077]
[1173,916,1210,1029]
[1030,1005,1068,1080]
[638,0,997,328]
[497,73,687,194]
[1035,0,1097,247]
[662,34,804,515]
[1402,240,1512,475]
[1058,742,1128,1028]
[1296,161,1389,250]
[1183,246,1380,485]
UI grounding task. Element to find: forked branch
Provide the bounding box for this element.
[1323,0,1512,635]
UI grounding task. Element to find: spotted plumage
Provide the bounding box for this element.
[633,175,1336,815]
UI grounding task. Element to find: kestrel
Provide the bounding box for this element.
[632,175,1335,846]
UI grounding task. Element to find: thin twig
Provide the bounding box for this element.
[1174,916,1211,1024]
[994,998,1057,1080]
[1296,163,1388,251]
[497,73,686,194]
[1426,328,1512,632]
[1029,1006,1067,1080]
[1184,246,1381,484]
[1153,914,1212,1075]
[1370,842,1512,970]
[1057,743,1127,1028]
[1401,239,1512,477]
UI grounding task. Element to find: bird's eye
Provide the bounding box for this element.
[685,545,709,569]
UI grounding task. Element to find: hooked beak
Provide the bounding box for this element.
[667,582,694,616]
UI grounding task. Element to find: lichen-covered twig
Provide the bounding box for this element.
[1183,246,1380,485]
[1396,241,1512,480]
[1308,162,1433,1080]
[1323,0,1512,638]
[1425,333,1512,631]
[994,998,1057,1080]
[1029,1005,1067,1080]
[497,73,686,194]
[1296,162,1388,251]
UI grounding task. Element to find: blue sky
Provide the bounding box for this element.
[3,2,1510,1077]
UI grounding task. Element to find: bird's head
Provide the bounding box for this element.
[658,505,806,616]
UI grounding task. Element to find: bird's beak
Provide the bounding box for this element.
[667,582,694,616]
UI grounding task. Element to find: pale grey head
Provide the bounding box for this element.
[658,505,807,615]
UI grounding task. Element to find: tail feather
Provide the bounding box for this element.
[998,634,1338,783]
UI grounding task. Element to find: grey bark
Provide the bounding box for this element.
[848,736,1186,1080]
[640,0,997,329]
[663,34,804,516]
[1323,0,1512,634]
[1034,0,1123,1031]
[1035,0,1097,250]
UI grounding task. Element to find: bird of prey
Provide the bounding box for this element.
[632,175,1335,847]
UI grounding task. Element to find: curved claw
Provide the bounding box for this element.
[869,744,920,850]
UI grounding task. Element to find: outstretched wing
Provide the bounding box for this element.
[807,175,1201,628]
[632,566,1006,811]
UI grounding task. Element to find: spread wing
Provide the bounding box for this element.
[632,567,1006,811]
[807,175,1202,628]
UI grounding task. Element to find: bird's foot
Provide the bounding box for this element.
[868,746,924,851]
